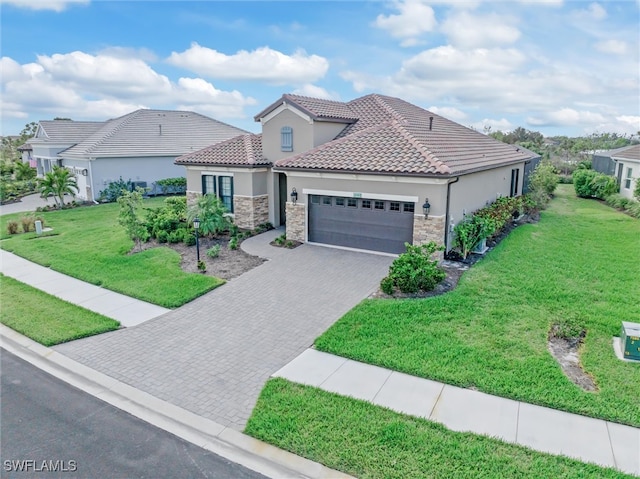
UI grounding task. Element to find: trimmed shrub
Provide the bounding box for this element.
[380,276,394,295]
[453,215,495,260]
[573,170,618,199]
[183,229,196,246]
[625,201,640,219]
[228,237,239,250]
[590,174,618,199]
[99,177,132,202]
[383,242,445,294]
[168,230,182,243]
[156,230,169,243]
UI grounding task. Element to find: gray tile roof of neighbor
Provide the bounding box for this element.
[610,144,640,161]
[60,109,248,159]
[175,134,270,167]
[33,120,104,144]
[275,94,534,176]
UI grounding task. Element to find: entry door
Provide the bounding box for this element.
[278,173,287,226]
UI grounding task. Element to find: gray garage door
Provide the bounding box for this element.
[308,195,415,254]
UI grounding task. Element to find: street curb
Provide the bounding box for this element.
[0,325,355,479]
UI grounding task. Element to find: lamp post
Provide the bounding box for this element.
[193,217,200,262]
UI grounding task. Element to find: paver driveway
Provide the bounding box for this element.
[55,230,392,430]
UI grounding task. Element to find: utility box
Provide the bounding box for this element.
[621,322,640,361]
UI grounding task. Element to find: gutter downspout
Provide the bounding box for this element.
[443,176,460,255]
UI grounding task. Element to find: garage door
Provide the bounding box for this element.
[308,195,415,254]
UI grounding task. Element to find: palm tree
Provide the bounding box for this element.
[38,166,78,207]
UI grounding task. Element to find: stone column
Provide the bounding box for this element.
[233,195,269,230]
[285,202,305,242]
[413,214,446,261]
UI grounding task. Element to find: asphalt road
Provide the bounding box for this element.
[0,349,268,479]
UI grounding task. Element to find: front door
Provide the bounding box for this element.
[278,173,287,226]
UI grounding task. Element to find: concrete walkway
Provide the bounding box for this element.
[0,250,170,327]
[1,193,63,215]
[51,229,393,430]
[274,348,640,476]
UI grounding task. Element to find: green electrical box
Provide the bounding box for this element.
[621,322,640,361]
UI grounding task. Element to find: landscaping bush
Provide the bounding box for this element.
[168,230,182,243]
[604,194,630,210]
[625,201,640,219]
[20,216,34,233]
[207,244,221,258]
[228,237,238,250]
[145,196,187,239]
[186,194,230,237]
[183,229,196,246]
[156,230,169,243]
[382,242,445,294]
[154,177,186,195]
[453,215,495,260]
[528,160,558,208]
[573,170,618,199]
[6,220,19,235]
[99,177,133,203]
[634,178,640,201]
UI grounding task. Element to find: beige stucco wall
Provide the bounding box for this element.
[184,166,269,197]
[260,108,348,163]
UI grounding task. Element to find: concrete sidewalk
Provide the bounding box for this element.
[0,250,170,327]
[274,348,640,476]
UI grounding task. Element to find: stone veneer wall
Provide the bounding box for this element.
[285,202,306,242]
[233,195,269,230]
[186,191,199,207]
[413,215,446,260]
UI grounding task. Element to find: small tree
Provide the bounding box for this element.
[37,166,78,207]
[117,188,149,251]
[186,194,231,237]
[528,161,558,208]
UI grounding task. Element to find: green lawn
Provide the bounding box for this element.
[0,199,223,308]
[0,274,120,346]
[245,379,633,479]
[315,186,640,427]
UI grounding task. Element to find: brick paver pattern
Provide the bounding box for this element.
[55,232,392,430]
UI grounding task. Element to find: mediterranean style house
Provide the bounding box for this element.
[593,144,640,200]
[29,110,246,202]
[177,93,540,255]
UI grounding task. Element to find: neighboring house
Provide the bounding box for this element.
[17,143,34,166]
[610,144,640,199]
[177,94,539,255]
[591,145,632,177]
[29,111,247,202]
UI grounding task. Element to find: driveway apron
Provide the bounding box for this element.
[54,234,392,430]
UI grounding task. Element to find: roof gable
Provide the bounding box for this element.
[254,94,359,123]
[33,120,104,144]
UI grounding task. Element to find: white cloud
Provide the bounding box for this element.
[527,108,606,126]
[374,0,437,47]
[594,40,628,55]
[441,11,521,48]
[2,0,88,12]
[427,106,468,121]
[292,84,336,100]
[470,118,515,133]
[166,43,328,85]
[571,2,607,21]
[1,52,256,124]
[37,51,172,98]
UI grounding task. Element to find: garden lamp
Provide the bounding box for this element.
[193,217,200,262]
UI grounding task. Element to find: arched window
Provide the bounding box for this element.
[281,126,293,152]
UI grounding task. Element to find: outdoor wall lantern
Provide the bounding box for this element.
[193,217,201,262]
[422,198,431,218]
[290,187,298,204]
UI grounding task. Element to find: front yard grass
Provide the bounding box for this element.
[0,274,120,346]
[0,199,223,308]
[245,379,633,479]
[315,185,640,427]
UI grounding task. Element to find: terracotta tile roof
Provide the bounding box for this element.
[276,94,535,176]
[175,134,270,167]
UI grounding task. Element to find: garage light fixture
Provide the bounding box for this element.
[290,187,298,204]
[422,198,431,218]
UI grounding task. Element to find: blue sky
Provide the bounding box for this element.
[1,0,639,138]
